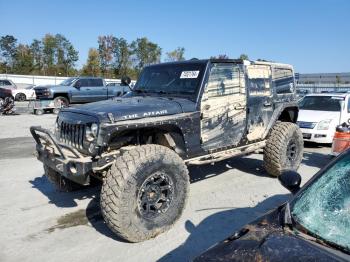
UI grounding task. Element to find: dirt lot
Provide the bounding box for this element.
[0,113,333,262]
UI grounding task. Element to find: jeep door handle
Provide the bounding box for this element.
[204,104,211,110]
[263,102,272,107]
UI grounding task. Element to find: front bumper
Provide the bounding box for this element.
[30,126,93,185]
[300,128,333,144]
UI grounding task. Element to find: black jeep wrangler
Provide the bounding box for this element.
[30,59,304,242]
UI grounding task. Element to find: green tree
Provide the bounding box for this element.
[65,44,79,76]
[42,34,57,75]
[131,37,161,73]
[0,35,18,72]
[13,44,34,74]
[81,48,101,76]
[30,39,44,74]
[239,54,249,60]
[98,35,116,77]
[165,47,185,62]
[112,37,132,78]
[55,34,78,76]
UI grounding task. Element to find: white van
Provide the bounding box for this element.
[297,93,350,144]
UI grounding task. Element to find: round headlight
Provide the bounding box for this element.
[85,123,98,142]
[91,123,98,136]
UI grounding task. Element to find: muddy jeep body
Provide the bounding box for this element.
[31,59,303,242]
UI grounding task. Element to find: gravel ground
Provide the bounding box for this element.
[0,114,333,262]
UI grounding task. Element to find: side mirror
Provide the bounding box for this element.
[74,82,81,89]
[121,76,132,90]
[278,170,302,194]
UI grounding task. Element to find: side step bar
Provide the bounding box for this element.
[185,141,266,165]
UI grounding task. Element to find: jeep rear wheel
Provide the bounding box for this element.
[263,122,304,177]
[44,165,82,192]
[100,144,189,242]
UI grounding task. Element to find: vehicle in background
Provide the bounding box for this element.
[34,77,130,106]
[195,150,350,261]
[28,99,62,115]
[0,87,14,106]
[296,89,309,99]
[297,93,350,143]
[106,82,130,96]
[332,123,350,156]
[12,85,36,101]
[0,79,17,90]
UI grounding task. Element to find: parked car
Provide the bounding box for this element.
[31,59,303,243]
[34,77,129,106]
[0,87,14,105]
[106,82,130,96]
[0,79,17,90]
[195,149,350,261]
[12,85,36,101]
[296,89,309,99]
[297,93,350,143]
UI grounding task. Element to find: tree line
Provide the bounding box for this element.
[0,34,187,79]
[0,34,249,79]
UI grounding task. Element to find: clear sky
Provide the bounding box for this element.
[1,0,349,73]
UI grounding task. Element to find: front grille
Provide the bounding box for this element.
[297,121,316,129]
[59,122,85,149]
[35,88,49,98]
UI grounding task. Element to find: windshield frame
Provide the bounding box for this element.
[289,149,350,253]
[133,61,207,101]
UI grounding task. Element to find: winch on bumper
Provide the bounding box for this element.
[30,126,116,185]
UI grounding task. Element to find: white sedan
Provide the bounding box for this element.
[12,85,36,101]
[297,93,350,144]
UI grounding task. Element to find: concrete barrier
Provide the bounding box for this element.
[0,74,131,88]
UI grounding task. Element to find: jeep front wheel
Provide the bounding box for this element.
[263,122,304,177]
[100,144,189,242]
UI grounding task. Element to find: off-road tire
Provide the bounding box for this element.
[264,122,304,177]
[54,96,69,107]
[44,165,82,192]
[100,144,190,242]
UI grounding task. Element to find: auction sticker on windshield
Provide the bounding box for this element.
[180,71,200,79]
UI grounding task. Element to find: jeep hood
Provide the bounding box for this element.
[62,96,196,122]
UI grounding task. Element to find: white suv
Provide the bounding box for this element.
[297,93,350,144]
